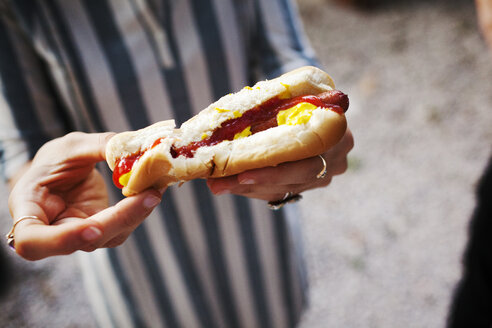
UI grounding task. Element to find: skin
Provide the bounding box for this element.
[476,0,492,50]
[207,128,354,201]
[8,132,164,261]
[8,128,353,261]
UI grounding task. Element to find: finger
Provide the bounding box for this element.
[206,176,238,195]
[236,156,326,186]
[339,128,354,154]
[207,129,353,196]
[207,157,333,194]
[221,176,332,200]
[101,232,132,249]
[64,131,115,162]
[221,182,301,197]
[36,132,115,165]
[207,176,287,201]
[232,191,293,202]
[88,189,162,243]
[11,188,162,260]
[13,218,104,261]
[236,129,353,186]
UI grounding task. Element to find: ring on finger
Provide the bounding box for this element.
[316,154,328,179]
[5,215,41,251]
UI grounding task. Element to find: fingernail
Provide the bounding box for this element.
[239,178,255,184]
[143,195,161,209]
[82,226,102,242]
[214,189,230,195]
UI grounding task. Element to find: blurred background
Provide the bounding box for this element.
[1,0,491,327]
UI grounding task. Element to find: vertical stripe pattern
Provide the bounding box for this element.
[0,18,48,157]
[106,248,146,327]
[0,1,316,327]
[272,208,307,328]
[191,180,241,328]
[159,189,217,327]
[189,0,230,100]
[82,0,150,130]
[234,196,273,328]
[41,0,106,132]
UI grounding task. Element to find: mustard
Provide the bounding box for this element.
[234,126,252,139]
[279,82,291,99]
[119,170,132,187]
[215,107,242,118]
[277,102,318,126]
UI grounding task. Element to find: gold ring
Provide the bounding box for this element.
[267,192,303,210]
[6,215,40,250]
[316,155,328,179]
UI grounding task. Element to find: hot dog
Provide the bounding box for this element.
[106,66,348,196]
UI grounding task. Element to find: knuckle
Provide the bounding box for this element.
[335,158,349,175]
[343,130,355,151]
[122,212,142,229]
[100,132,115,147]
[347,136,354,152]
[61,132,89,154]
[63,131,86,142]
[341,158,349,173]
[105,235,128,248]
[38,132,87,162]
[113,205,144,229]
[55,132,84,149]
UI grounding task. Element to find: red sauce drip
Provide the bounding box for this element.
[172,95,336,158]
[113,137,167,188]
[112,93,347,188]
[112,154,141,189]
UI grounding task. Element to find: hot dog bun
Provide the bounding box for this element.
[106,66,347,196]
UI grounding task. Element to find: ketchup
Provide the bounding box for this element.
[112,93,347,188]
[113,137,165,188]
[171,95,341,158]
[112,154,141,189]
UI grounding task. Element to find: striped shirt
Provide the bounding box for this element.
[0,1,318,327]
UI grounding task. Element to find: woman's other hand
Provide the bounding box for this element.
[8,132,163,260]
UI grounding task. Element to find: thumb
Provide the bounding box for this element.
[12,218,104,261]
[11,189,163,261]
[87,189,163,243]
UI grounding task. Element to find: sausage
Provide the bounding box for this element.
[319,90,350,112]
[106,66,348,196]
[250,90,349,134]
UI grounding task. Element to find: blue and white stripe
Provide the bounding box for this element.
[1,0,317,326]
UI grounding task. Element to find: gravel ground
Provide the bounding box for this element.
[1,0,491,327]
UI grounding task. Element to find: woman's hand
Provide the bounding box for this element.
[8,132,163,261]
[207,128,354,202]
[477,0,492,50]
